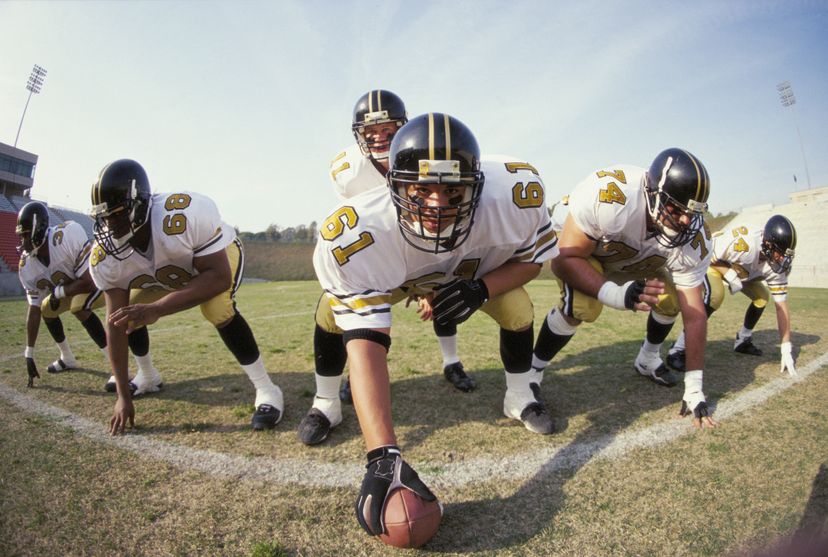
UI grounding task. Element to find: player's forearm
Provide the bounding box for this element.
[25,306,41,347]
[775,301,791,343]
[63,273,94,298]
[346,336,396,451]
[682,305,707,371]
[551,255,605,298]
[482,262,540,298]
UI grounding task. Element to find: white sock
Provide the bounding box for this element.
[531,354,548,373]
[57,340,75,362]
[671,331,686,353]
[134,353,155,372]
[739,326,753,339]
[438,335,459,366]
[642,340,662,354]
[505,369,533,393]
[242,356,275,391]
[315,373,342,400]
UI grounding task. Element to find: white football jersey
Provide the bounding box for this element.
[314,155,559,331]
[567,164,712,288]
[19,221,92,307]
[712,224,790,302]
[329,143,386,200]
[90,191,236,292]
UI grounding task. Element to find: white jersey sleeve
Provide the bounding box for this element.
[329,143,387,200]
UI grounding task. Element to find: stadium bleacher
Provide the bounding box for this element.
[0,211,21,270]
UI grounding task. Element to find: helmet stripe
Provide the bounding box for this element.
[680,149,709,203]
[376,90,382,111]
[786,216,797,249]
[444,113,452,160]
[428,113,435,160]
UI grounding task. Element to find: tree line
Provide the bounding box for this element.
[237,221,318,243]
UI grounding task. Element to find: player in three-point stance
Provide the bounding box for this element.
[313,112,559,536]
[532,148,717,428]
[667,214,799,377]
[88,159,284,434]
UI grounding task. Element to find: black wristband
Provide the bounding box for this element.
[343,328,391,352]
[366,445,400,463]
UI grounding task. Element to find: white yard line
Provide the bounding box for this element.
[1,352,825,488]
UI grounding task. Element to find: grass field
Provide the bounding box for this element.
[1,280,826,556]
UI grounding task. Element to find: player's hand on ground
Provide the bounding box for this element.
[110,395,135,435]
[109,303,161,333]
[432,279,488,325]
[679,396,717,429]
[25,357,40,388]
[780,342,797,377]
[355,446,436,536]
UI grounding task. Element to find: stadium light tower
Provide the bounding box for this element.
[776,80,811,189]
[14,64,48,148]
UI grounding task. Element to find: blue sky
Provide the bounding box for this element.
[1,1,826,233]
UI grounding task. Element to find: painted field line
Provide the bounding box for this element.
[0,351,825,489]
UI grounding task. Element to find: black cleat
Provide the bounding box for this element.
[298,408,333,446]
[734,336,763,356]
[519,402,555,435]
[666,348,686,372]
[104,379,117,393]
[443,362,476,392]
[634,355,678,388]
[251,404,282,431]
[530,382,545,406]
[339,377,352,404]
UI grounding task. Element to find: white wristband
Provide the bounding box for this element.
[780,341,792,355]
[597,281,632,311]
[723,268,742,291]
[24,346,35,358]
[53,285,66,299]
[683,369,703,396]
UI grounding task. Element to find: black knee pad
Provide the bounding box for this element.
[433,320,457,337]
[43,317,66,344]
[314,324,347,377]
[217,312,260,366]
[646,314,674,345]
[500,327,533,374]
[127,326,150,357]
[744,303,765,330]
[81,313,107,349]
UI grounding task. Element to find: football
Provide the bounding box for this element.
[379,488,442,549]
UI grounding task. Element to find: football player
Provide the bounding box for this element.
[667,215,798,376]
[88,159,284,434]
[16,201,155,390]
[531,148,717,428]
[315,90,474,418]
[312,112,559,537]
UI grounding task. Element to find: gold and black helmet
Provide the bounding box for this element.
[351,89,407,158]
[90,159,152,260]
[761,214,796,273]
[387,112,484,253]
[644,148,710,248]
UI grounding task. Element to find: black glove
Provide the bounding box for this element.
[432,279,489,326]
[679,399,712,420]
[26,357,40,388]
[623,280,647,310]
[355,445,436,536]
[48,293,60,312]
